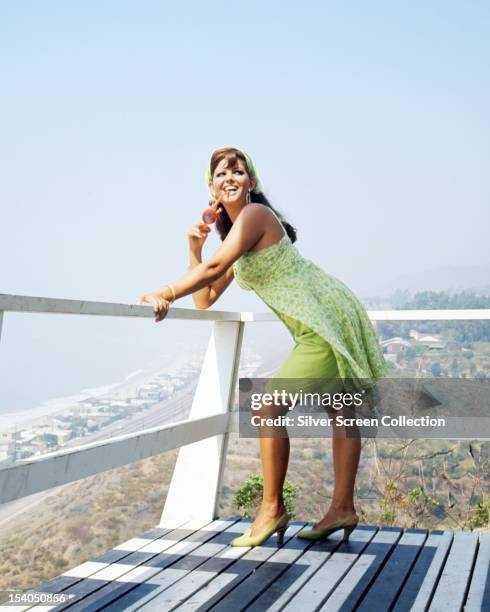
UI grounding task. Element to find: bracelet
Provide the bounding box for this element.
[166,284,176,303]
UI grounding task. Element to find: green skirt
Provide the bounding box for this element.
[267,313,344,397]
[274,313,339,378]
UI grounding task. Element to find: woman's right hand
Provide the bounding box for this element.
[136,293,170,323]
[187,222,212,251]
[188,192,225,251]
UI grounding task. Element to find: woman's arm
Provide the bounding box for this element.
[140,204,267,308]
[188,246,235,309]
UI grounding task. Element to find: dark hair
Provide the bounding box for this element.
[208,147,297,243]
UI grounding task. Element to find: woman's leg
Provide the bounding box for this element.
[321,435,360,524]
[250,433,290,535]
[247,334,307,535]
[313,409,361,527]
[316,345,361,526]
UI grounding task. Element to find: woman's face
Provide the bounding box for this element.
[210,157,256,204]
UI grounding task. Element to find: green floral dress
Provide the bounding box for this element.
[232,207,388,388]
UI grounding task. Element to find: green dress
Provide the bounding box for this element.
[232,207,388,389]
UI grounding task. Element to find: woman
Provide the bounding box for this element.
[137,146,388,547]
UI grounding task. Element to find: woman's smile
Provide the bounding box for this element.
[223,185,240,199]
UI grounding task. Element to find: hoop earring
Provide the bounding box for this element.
[246,189,251,204]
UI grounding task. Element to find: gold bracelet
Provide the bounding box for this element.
[166,284,176,302]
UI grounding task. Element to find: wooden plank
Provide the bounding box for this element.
[0,294,242,321]
[21,526,179,607]
[320,527,402,611]
[173,522,307,611]
[195,522,316,612]
[47,519,235,611]
[368,309,490,321]
[282,526,378,611]
[0,414,230,505]
[428,531,478,611]
[3,295,488,322]
[240,311,277,322]
[356,529,427,611]
[462,532,490,611]
[398,531,452,612]
[246,532,345,612]
[98,519,254,611]
[21,519,214,611]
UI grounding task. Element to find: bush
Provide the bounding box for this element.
[52,557,69,569]
[232,474,297,518]
[468,501,490,529]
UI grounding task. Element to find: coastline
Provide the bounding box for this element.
[0,347,200,434]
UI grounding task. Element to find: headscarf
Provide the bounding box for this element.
[206,147,262,201]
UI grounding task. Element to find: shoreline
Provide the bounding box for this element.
[0,347,203,434]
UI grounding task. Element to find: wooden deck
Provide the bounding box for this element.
[12,518,490,611]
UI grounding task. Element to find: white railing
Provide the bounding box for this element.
[1,293,489,526]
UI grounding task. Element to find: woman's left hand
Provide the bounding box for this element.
[136,293,170,323]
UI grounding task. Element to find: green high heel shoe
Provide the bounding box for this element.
[297,513,358,542]
[230,513,289,547]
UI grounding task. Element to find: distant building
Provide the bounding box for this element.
[41,428,74,445]
[138,383,162,400]
[128,398,152,408]
[380,337,411,354]
[51,417,69,428]
[383,353,398,364]
[0,432,15,461]
[410,330,446,350]
[18,430,39,442]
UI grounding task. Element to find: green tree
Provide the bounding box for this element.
[233,474,297,518]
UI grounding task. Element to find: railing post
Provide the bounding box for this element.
[160,319,244,526]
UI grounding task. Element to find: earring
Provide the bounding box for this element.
[246,189,251,204]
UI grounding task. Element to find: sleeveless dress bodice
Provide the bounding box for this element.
[232,207,388,386]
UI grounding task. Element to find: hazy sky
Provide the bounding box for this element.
[1,1,489,414]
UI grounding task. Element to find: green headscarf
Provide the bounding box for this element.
[206,147,262,201]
